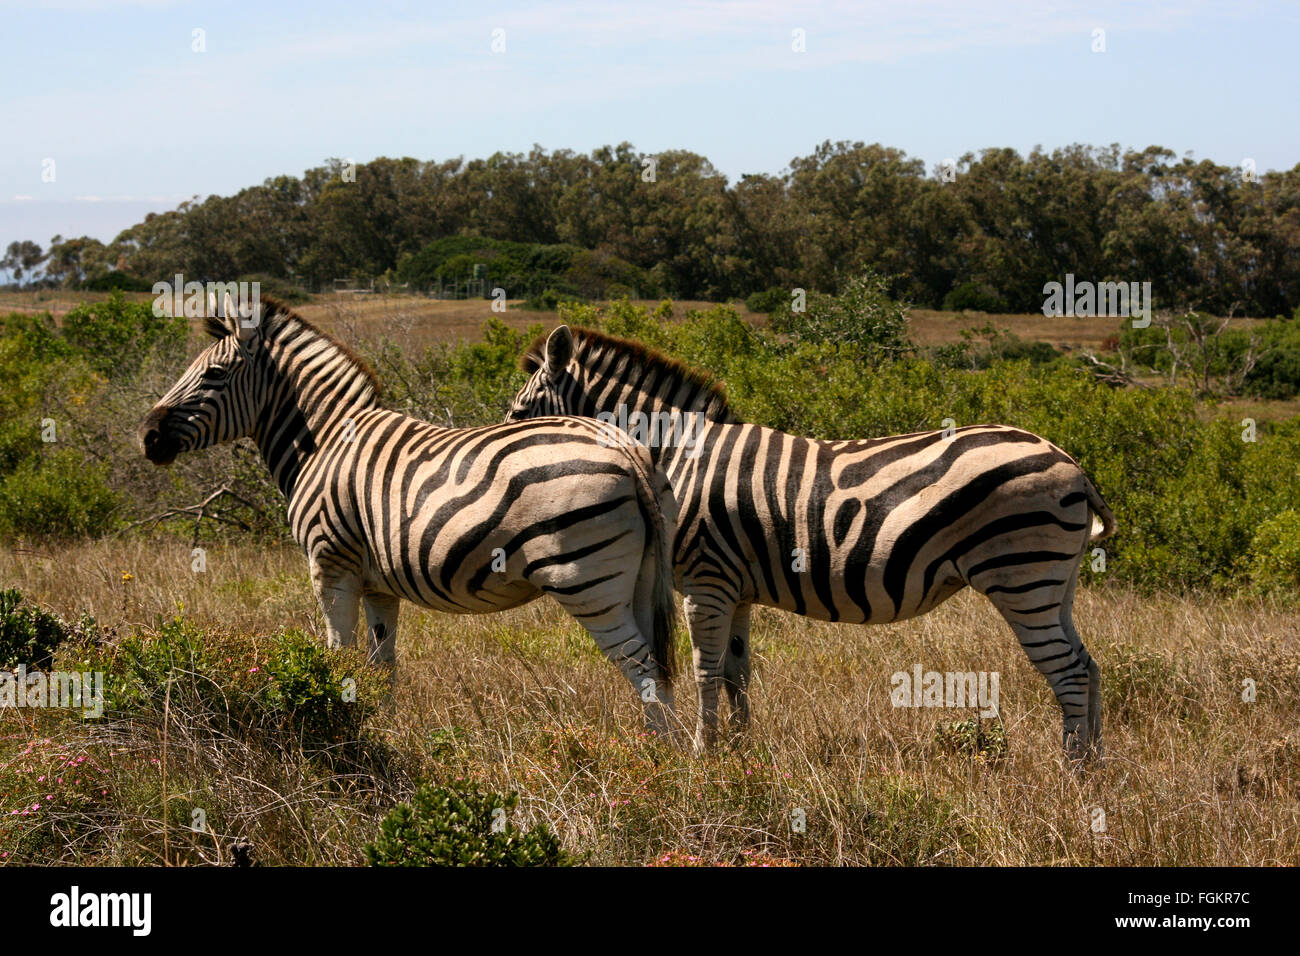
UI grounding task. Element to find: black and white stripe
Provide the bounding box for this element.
[509,325,1117,759]
[139,297,680,735]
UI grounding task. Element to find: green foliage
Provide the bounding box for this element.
[0,451,121,540]
[42,141,1297,314]
[365,782,572,866]
[449,318,542,411]
[263,628,376,743]
[745,287,791,315]
[941,281,1006,313]
[1247,510,1300,597]
[81,271,154,292]
[0,589,73,669]
[396,235,652,301]
[70,618,383,746]
[60,291,187,377]
[772,269,912,366]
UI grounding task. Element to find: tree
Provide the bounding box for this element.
[1,240,45,284]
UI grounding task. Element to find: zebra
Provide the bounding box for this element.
[507,325,1117,762]
[137,296,680,737]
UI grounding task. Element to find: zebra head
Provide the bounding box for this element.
[138,292,265,466]
[507,325,579,422]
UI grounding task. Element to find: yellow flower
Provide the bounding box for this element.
[121,572,134,584]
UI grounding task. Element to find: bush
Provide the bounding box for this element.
[365,782,572,866]
[745,287,791,315]
[1243,346,1300,400]
[72,618,384,747]
[61,290,187,378]
[1247,510,1300,597]
[0,451,122,540]
[0,589,72,669]
[81,271,154,292]
[772,268,911,366]
[942,281,1006,313]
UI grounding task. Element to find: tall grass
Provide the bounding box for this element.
[2,538,1296,866]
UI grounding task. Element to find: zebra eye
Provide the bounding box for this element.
[207,366,228,382]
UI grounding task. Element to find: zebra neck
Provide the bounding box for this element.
[252,325,379,498]
[597,392,716,470]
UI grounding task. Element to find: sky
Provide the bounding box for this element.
[2,0,1297,254]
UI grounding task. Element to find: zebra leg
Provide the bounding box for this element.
[984,571,1098,764]
[683,593,734,754]
[722,602,753,733]
[363,592,401,686]
[311,562,360,651]
[1062,593,1103,762]
[553,595,679,743]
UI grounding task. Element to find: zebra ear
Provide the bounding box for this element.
[204,292,228,339]
[234,301,261,346]
[545,325,573,376]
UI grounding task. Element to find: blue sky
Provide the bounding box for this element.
[2,0,1297,253]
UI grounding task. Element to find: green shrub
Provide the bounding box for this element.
[0,451,122,540]
[772,268,911,366]
[745,287,791,315]
[0,589,71,669]
[263,628,377,744]
[524,288,564,310]
[61,290,187,378]
[365,782,572,866]
[1243,346,1300,399]
[72,619,382,745]
[81,271,154,292]
[942,281,1006,313]
[1247,510,1300,597]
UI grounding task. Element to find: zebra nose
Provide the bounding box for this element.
[142,427,161,449]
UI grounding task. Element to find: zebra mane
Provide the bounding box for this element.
[208,296,383,400]
[521,326,733,420]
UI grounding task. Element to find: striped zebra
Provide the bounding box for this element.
[137,296,680,736]
[508,325,1117,761]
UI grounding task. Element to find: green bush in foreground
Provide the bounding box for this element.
[366,782,572,867]
[69,618,384,747]
[0,588,74,669]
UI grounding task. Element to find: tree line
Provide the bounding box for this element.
[6,141,1299,316]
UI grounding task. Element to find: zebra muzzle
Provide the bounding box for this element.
[139,408,181,466]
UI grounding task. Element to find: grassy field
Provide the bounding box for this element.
[2,538,1296,866]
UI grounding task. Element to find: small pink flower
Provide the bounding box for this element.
[249,667,259,674]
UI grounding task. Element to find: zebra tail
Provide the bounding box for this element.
[1083,475,1117,543]
[626,446,678,681]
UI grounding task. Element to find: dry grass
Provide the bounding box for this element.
[3,538,1297,866]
